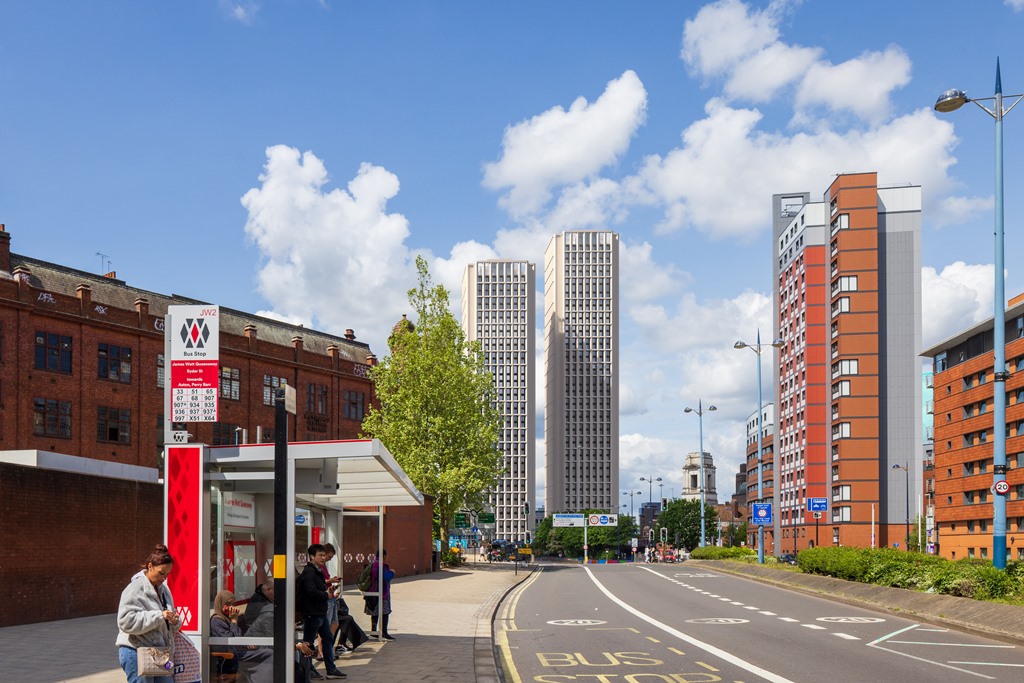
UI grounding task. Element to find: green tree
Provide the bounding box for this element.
[361,256,504,543]
[533,512,638,558]
[657,499,719,551]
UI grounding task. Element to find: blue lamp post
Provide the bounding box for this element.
[935,60,1022,570]
[735,331,784,564]
[684,401,716,547]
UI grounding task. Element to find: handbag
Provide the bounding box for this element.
[139,592,175,676]
[138,645,174,676]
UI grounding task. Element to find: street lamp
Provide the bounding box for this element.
[893,463,910,551]
[658,482,665,506]
[934,60,1020,570]
[640,476,662,505]
[684,401,716,548]
[735,331,785,565]
[622,490,642,521]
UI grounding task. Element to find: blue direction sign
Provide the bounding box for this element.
[752,503,772,526]
[808,497,828,512]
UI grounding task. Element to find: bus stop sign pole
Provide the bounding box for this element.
[274,386,295,682]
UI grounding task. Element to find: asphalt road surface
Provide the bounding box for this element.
[495,562,1024,683]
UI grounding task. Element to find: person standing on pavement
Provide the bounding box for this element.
[115,543,180,683]
[297,544,347,680]
[321,544,343,659]
[362,548,396,640]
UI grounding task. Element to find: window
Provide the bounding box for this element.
[832,422,851,439]
[832,380,851,399]
[97,407,131,443]
[831,297,850,318]
[344,390,365,421]
[98,343,132,383]
[220,366,240,401]
[34,332,73,373]
[263,375,287,406]
[213,422,240,446]
[831,359,858,378]
[157,354,165,389]
[33,398,71,438]
[306,384,328,415]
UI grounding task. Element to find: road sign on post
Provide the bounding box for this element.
[752,503,773,526]
[553,513,586,527]
[808,498,828,512]
[168,305,220,424]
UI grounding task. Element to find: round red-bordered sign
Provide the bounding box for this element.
[994,480,1010,495]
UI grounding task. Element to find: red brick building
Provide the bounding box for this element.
[0,226,432,626]
[921,293,1024,561]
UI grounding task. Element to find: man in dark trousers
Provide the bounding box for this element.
[297,544,346,680]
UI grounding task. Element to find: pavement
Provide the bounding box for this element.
[0,559,534,683]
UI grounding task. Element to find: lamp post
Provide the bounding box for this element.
[684,401,715,548]
[935,61,1020,570]
[735,331,785,565]
[640,476,662,506]
[893,463,910,550]
[622,490,641,522]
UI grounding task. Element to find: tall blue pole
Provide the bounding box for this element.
[756,330,766,565]
[993,60,1008,570]
[698,399,706,548]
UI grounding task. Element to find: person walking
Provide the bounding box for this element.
[116,544,180,683]
[362,549,396,640]
[297,544,346,680]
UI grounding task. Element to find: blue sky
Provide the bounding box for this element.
[4,0,1024,509]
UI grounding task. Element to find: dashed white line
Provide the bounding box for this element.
[778,617,799,623]
[801,624,827,630]
[833,633,860,640]
[743,606,760,611]
[730,601,744,606]
[758,611,777,616]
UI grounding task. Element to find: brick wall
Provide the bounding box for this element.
[0,464,163,627]
[340,498,435,586]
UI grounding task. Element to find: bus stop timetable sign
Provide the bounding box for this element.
[169,305,220,423]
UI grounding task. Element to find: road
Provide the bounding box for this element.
[495,562,1024,683]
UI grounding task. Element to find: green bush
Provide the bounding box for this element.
[797,546,872,581]
[440,548,464,567]
[690,546,756,560]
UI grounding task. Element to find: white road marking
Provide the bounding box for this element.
[947,662,1024,667]
[759,611,777,616]
[888,641,1015,648]
[801,624,827,630]
[591,566,796,683]
[833,633,860,640]
[868,624,995,680]
[778,617,800,623]
[731,601,744,605]
[718,597,732,601]
[743,606,760,611]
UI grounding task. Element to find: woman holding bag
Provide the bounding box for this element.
[116,544,180,682]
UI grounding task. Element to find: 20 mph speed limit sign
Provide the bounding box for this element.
[994,480,1010,495]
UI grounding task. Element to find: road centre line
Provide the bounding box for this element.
[946,662,1024,667]
[801,624,827,630]
[595,566,796,683]
[778,617,800,623]
[759,611,777,616]
[833,633,860,640]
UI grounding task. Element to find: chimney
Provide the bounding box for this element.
[135,297,149,326]
[366,354,378,366]
[327,344,340,366]
[76,284,92,314]
[13,264,31,286]
[0,225,10,273]
[344,329,356,340]
[103,271,117,279]
[245,324,258,344]
[292,335,304,360]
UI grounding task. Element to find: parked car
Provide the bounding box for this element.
[778,553,798,565]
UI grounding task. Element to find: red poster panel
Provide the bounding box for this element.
[165,445,203,634]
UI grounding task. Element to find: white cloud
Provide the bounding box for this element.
[634,103,957,240]
[482,70,648,217]
[681,0,781,78]
[241,145,415,354]
[921,262,994,347]
[1007,0,1024,11]
[932,195,993,228]
[794,46,911,125]
[220,0,258,24]
[724,42,822,103]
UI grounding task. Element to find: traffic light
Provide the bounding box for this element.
[661,497,668,511]
[524,501,530,514]
[660,527,668,542]
[648,528,654,542]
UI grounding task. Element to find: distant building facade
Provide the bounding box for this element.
[743,402,776,550]
[461,260,537,543]
[680,451,718,505]
[773,172,922,551]
[543,231,619,513]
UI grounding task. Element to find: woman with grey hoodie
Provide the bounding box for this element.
[116,544,180,682]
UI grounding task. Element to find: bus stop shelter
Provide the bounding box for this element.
[164,438,423,682]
